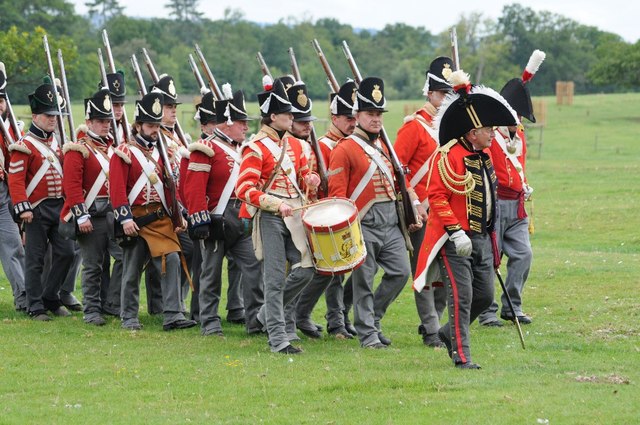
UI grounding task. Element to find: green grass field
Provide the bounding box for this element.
[1,94,639,424]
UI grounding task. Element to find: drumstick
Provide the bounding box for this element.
[291,202,317,212]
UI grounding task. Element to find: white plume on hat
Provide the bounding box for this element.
[523,50,546,83]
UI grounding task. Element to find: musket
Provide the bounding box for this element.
[57,49,76,143]
[140,48,189,147]
[0,113,14,146]
[256,51,272,80]
[42,35,67,145]
[311,39,340,93]
[193,44,222,100]
[188,54,208,95]
[288,46,328,193]
[130,54,183,230]
[340,40,419,232]
[0,65,22,143]
[102,29,131,143]
[450,27,460,71]
[98,48,120,146]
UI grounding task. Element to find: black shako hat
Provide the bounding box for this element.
[148,74,180,105]
[278,75,296,91]
[500,49,546,123]
[195,89,216,125]
[28,79,62,116]
[286,81,316,122]
[104,70,126,104]
[257,76,292,117]
[215,83,250,124]
[84,88,114,120]
[423,56,454,95]
[435,69,518,145]
[134,92,163,124]
[329,80,357,117]
[354,76,387,113]
[0,62,7,99]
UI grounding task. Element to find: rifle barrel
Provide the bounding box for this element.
[194,44,222,99]
[42,35,67,144]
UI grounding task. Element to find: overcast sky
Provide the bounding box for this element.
[72,0,639,43]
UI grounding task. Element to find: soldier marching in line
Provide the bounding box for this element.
[8,80,76,320]
[109,90,196,331]
[184,84,264,336]
[478,50,545,327]
[60,87,123,326]
[0,62,27,313]
[395,57,454,348]
[327,77,422,348]
[236,77,320,354]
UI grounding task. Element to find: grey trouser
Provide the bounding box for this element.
[438,233,494,365]
[410,223,447,335]
[0,181,26,309]
[102,246,124,315]
[259,211,314,352]
[143,231,192,315]
[225,253,245,318]
[479,199,533,323]
[199,220,263,333]
[58,242,81,295]
[77,213,123,316]
[324,274,346,330]
[24,199,75,313]
[120,236,186,325]
[189,238,202,320]
[352,202,410,347]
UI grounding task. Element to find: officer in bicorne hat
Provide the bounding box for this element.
[61,87,123,325]
[0,62,28,313]
[478,50,545,327]
[184,83,264,336]
[328,76,420,349]
[109,91,196,331]
[395,56,454,348]
[8,80,75,320]
[235,76,320,354]
[413,69,518,369]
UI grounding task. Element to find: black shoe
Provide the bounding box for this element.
[364,342,387,349]
[298,326,322,339]
[227,317,246,325]
[438,328,452,359]
[455,362,481,369]
[60,293,83,311]
[500,312,532,324]
[345,323,357,336]
[328,327,354,340]
[163,318,197,331]
[277,344,303,354]
[481,319,504,327]
[419,326,445,348]
[51,306,71,317]
[201,328,224,337]
[31,311,52,322]
[378,332,391,346]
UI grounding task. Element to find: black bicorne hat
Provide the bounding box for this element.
[423,56,454,94]
[329,80,357,117]
[500,79,535,123]
[28,81,62,115]
[436,69,518,145]
[354,76,387,113]
[105,70,126,104]
[134,92,163,124]
[0,62,7,99]
[148,74,181,105]
[195,89,216,125]
[500,50,546,123]
[84,88,114,120]
[215,83,250,124]
[286,81,316,122]
[257,77,292,117]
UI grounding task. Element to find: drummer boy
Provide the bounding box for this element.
[327,77,422,348]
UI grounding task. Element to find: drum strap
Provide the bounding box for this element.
[260,137,304,198]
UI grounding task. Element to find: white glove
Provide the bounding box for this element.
[449,230,472,256]
[523,184,534,201]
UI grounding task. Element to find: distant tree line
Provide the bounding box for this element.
[0,0,638,104]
